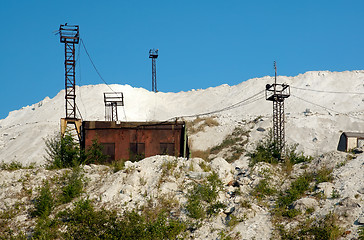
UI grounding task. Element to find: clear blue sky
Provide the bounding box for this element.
[1,0,363,119]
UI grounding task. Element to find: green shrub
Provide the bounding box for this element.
[185,197,205,219]
[277,173,312,208]
[249,131,312,167]
[45,132,81,169]
[249,131,280,166]
[110,159,125,173]
[359,226,364,240]
[315,167,333,184]
[279,213,342,239]
[57,198,186,240]
[185,172,223,219]
[60,166,84,203]
[251,179,276,199]
[83,138,109,165]
[32,181,54,218]
[32,217,61,239]
[286,144,313,164]
[206,202,226,216]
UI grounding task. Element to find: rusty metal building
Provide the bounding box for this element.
[81,121,188,162]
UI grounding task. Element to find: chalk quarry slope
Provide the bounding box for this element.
[0,70,364,165]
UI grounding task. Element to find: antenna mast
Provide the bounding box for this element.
[59,24,82,141]
[149,49,158,92]
[265,61,290,158]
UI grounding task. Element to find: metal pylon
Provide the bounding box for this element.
[265,61,290,159]
[149,49,158,92]
[152,58,157,92]
[64,41,76,119]
[59,24,81,142]
[273,99,285,157]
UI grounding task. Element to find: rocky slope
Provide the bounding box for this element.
[0,70,364,239]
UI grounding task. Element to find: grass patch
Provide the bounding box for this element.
[278,213,342,240]
[210,127,249,162]
[191,149,211,161]
[0,161,35,171]
[187,116,220,134]
[251,178,276,200]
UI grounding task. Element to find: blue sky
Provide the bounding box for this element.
[1,0,363,119]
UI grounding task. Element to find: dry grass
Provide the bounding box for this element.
[191,149,211,161]
[187,116,220,134]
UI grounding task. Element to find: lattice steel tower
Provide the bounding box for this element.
[265,61,290,158]
[149,49,158,92]
[59,24,81,140]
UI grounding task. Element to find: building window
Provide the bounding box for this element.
[160,143,175,156]
[100,143,115,163]
[129,143,145,162]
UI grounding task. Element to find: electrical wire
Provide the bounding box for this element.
[163,90,265,121]
[80,38,129,121]
[80,38,117,94]
[76,41,87,120]
[291,86,364,95]
[291,94,364,122]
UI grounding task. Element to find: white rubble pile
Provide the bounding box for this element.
[0,70,364,238]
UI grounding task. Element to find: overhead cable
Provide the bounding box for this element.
[291,86,364,95]
[166,90,265,121]
[80,38,117,94]
[291,94,364,122]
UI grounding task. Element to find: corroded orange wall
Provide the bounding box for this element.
[83,124,184,161]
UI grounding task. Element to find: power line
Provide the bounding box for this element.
[165,90,265,121]
[80,38,128,121]
[291,86,364,95]
[291,94,364,122]
[80,38,117,94]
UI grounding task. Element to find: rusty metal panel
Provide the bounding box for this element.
[160,143,175,156]
[82,121,187,161]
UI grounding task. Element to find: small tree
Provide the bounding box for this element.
[249,130,280,166]
[32,181,54,218]
[84,138,108,165]
[45,131,80,169]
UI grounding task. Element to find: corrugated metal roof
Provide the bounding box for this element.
[343,132,364,138]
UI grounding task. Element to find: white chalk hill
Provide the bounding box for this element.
[0,70,364,165]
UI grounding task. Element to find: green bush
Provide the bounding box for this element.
[45,132,81,169]
[185,171,223,219]
[277,173,312,209]
[286,144,313,165]
[60,166,84,203]
[249,131,312,167]
[206,202,226,216]
[359,226,364,240]
[56,198,186,240]
[280,213,342,240]
[249,130,280,166]
[32,217,61,239]
[315,167,334,184]
[83,138,109,165]
[32,181,54,219]
[251,179,276,199]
